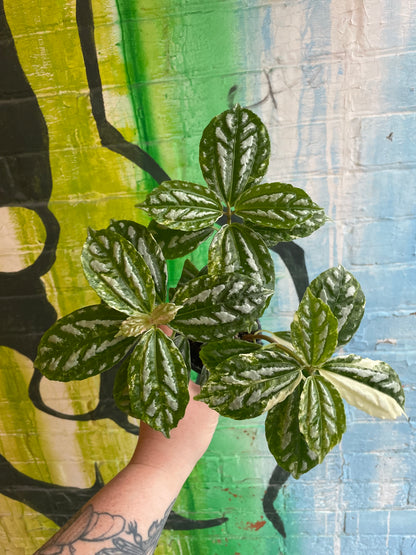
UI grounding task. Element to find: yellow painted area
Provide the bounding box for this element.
[2,1,143,547]
[0,207,46,272]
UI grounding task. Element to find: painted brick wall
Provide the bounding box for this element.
[0,1,415,553]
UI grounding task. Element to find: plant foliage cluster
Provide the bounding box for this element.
[35,105,405,477]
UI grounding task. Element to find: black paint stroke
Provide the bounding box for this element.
[262,465,290,538]
[76,0,170,185]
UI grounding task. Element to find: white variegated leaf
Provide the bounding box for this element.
[208,223,275,290]
[234,182,322,229]
[81,228,155,315]
[35,304,136,381]
[128,328,190,437]
[291,289,338,366]
[199,104,270,204]
[299,375,346,462]
[171,273,272,342]
[138,180,223,231]
[320,354,405,419]
[309,265,365,346]
[108,220,167,303]
[197,346,302,419]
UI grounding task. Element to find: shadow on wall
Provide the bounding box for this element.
[0,0,310,539]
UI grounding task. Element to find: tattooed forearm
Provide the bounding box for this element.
[35,499,176,555]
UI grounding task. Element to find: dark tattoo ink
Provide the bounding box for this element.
[35,500,176,555]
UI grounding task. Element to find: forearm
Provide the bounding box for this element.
[34,383,218,554]
[33,463,180,554]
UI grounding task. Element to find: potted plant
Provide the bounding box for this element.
[35,104,405,478]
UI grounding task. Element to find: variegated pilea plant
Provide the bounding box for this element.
[35,105,405,478]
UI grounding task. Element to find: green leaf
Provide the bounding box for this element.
[148,220,215,259]
[299,375,346,462]
[81,228,155,315]
[208,223,275,290]
[35,304,136,381]
[291,289,338,366]
[265,384,320,479]
[173,334,192,377]
[199,104,270,204]
[199,337,262,372]
[309,265,365,346]
[108,220,167,303]
[172,273,273,342]
[320,355,405,418]
[197,346,302,419]
[113,356,132,414]
[168,259,201,301]
[138,180,223,231]
[249,207,327,246]
[234,182,323,229]
[128,328,190,437]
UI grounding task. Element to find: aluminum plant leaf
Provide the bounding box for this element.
[173,334,192,377]
[197,346,302,419]
[171,273,273,342]
[148,220,214,259]
[82,228,155,315]
[199,337,262,372]
[234,182,322,229]
[265,384,320,479]
[35,304,136,382]
[199,104,270,204]
[309,265,365,347]
[168,259,200,301]
[113,356,132,414]
[208,223,275,290]
[108,219,167,304]
[320,355,405,419]
[248,207,327,247]
[128,328,190,437]
[138,180,223,231]
[291,289,338,366]
[299,374,346,462]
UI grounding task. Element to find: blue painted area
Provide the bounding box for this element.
[255,0,416,551]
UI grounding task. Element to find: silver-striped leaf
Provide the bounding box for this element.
[138,180,223,231]
[128,328,190,437]
[265,384,320,479]
[197,346,302,419]
[320,355,405,419]
[171,273,273,342]
[81,228,155,315]
[108,220,167,304]
[148,220,214,259]
[309,266,365,347]
[35,304,136,381]
[234,182,322,229]
[208,223,275,290]
[291,289,338,366]
[299,374,346,462]
[248,207,327,246]
[199,337,262,372]
[199,104,270,204]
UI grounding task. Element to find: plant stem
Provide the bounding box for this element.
[226,203,232,225]
[242,331,306,367]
